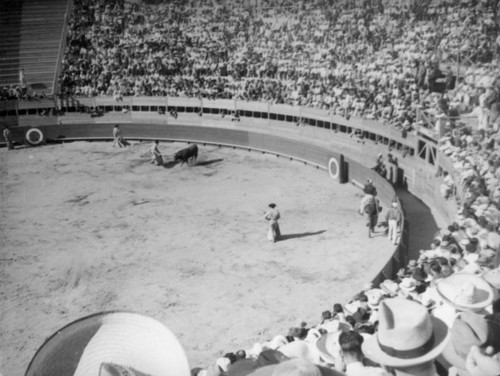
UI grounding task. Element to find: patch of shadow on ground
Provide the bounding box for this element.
[279,230,326,241]
[162,161,179,169]
[89,150,117,157]
[66,193,92,204]
[192,159,224,167]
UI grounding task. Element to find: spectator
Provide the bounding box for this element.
[337,330,389,376]
[362,299,450,376]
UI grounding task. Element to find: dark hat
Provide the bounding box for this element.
[268,203,276,208]
[412,267,428,282]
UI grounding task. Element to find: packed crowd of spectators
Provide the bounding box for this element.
[59,0,500,375]
[5,0,500,374]
[0,85,47,101]
[55,0,500,135]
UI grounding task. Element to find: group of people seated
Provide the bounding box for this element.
[0,85,46,101]
[51,0,500,138]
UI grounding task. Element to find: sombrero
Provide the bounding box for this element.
[436,273,494,312]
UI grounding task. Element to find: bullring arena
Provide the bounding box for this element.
[2,0,500,375]
[1,136,394,374]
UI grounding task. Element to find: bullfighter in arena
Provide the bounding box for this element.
[359,193,380,238]
[150,140,163,166]
[112,125,125,148]
[264,203,281,242]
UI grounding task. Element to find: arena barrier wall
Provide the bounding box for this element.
[346,160,408,286]
[2,96,458,282]
[6,120,404,285]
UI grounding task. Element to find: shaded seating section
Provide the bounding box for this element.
[0,0,69,97]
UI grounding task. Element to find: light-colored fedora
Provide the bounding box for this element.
[315,332,343,364]
[441,311,500,371]
[436,273,494,312]
[25,311,191,376]
[362,298,450,368]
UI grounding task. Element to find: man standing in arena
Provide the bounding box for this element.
[112,124,124,148]
[385,201,402,245]
[150,140,163,166]
[3,126,13,150]
[359,192,379,238]
[264,203,281,242]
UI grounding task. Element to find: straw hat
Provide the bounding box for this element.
[436,273,494,312]
[278,340,321,364]
[441,312,500,371]
[315,332,343,364]
[366,288,385,309]
[399,278,417,293]
[482,268,500,290]
[380,279,400,296]
[25,311,191,376]
[362,299,450,368]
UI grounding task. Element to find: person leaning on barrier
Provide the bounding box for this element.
[385,202,402,245]
[3,126,13,150]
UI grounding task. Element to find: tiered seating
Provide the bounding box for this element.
[0,0,68,95]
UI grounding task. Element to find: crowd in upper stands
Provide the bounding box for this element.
[5,0,500,374]
[52,0,500,136]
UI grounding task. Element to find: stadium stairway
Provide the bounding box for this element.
[0,0,68,94]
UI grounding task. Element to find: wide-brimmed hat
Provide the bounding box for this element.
[380,279,400,296]
[466,227,480,239]
[441,312,500,371]
[366,288,385,309]
[436,273,494,312]
[362,298,450,368]
[25,311,191,376]
[315,332,344,364]
[399,278,417,293]
[459,238,470,249]
[278,340,321,364]
[482,268,500,290]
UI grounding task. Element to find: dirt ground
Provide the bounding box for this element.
[0,141,393,375]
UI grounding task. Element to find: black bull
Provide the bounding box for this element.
[174,144,198,165]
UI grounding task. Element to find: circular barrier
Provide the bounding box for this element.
[328,157,340,180]
[26,128,44,146]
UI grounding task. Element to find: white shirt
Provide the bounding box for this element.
[345,362,390,376]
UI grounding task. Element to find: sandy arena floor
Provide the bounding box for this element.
[0,141,392,375]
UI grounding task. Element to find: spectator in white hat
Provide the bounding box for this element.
[385,201,402,245]
[362,299,450,376]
